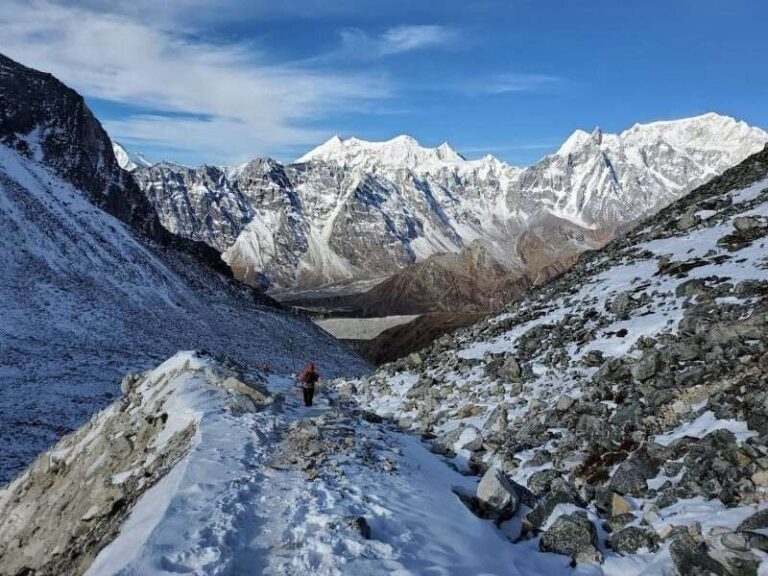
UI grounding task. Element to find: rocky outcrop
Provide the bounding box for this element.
[0,53,160,239]
[0,352,271,576]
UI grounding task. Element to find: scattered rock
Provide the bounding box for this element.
[539,512,603,565]
[669,533,726,576]
[610,526,657,555]
[556,395,576,412]
[345,516,372,539]
[476,466,521,522]
[611,493,634,516]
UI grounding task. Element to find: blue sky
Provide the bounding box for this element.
[2,0,766,165]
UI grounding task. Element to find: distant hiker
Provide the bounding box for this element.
[299,362,319,407]
[260,362,271,374]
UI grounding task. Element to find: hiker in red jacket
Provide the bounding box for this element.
[299,362,319,407]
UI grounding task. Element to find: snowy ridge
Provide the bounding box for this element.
[132,113,767,292]
[112,141,153,172]
[296,134,469,171]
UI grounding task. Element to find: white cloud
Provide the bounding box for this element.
[0,1,389,163]
[338,25,457,58]
[474,73,559,94]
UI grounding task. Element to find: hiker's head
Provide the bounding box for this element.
[307,362,315,371]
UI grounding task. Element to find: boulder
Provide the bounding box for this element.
[539,512,603,565]
[670,533,726,576]
[556,395,576,412]
[737,509,768,532]
[610,526,657,555]
[345,516,371,539]
[527,469,561,496]
[630,350,661,382]
[611,493,634,516]
[476,466,521,522]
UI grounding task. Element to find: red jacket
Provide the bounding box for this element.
[299,363,319,387]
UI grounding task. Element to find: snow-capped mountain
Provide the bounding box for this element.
[132,114,767,294]
[0,53,367,485]
[5,146,768,574]
[112,140,153,172]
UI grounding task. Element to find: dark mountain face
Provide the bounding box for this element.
[0,52,250,279]
[0,53,160,236]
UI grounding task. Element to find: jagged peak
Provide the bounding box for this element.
[296,133,470,170]
[111,140,153,172]
[556,129,592,156]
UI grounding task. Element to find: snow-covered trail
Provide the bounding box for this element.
[241,378,571,576]
[89,367,569,576]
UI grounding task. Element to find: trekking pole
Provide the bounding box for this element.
[289,337,297,374]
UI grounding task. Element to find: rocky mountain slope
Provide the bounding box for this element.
[132,115,767,305]
[6,147,768,575]
[328,145,768,573]
[0,53,367,485]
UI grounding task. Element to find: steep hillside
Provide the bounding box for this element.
[330,145,768,572]
[133,115,766,301]
[0,54,367,485]
[7,147,767,576]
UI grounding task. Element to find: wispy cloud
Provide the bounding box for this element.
[465,73,560,95]
[337,25,458,59]
[0,1,390,163]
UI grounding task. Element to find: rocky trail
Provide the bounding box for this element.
[0,350,585,575]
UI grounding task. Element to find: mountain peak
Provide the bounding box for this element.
[112,141,153,172]
[296,134,468,169]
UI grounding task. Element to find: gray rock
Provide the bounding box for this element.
[539,512,603,565]
[476,466,521,522]
[733,216,764,232]
[527,469,561,496]
[630,350,661,382]
[556,395,576,412]
[345,516,371,539]
[737,509,768,532]
[610,526,657,555]
[670,533,726,576]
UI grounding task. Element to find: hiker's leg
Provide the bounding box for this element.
[307,386,314,407]
[303,388,311,407]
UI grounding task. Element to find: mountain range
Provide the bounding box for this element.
[124,114,767,314]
